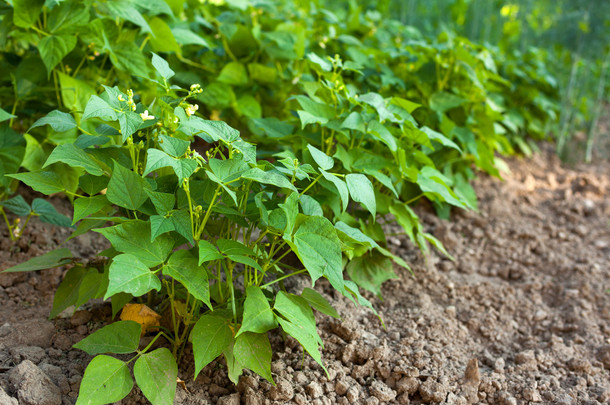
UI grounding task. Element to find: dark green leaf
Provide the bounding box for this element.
[164,250,211,310]
[301,288,340,319]
[105,254,161,299]
[346,174,376,217]
[0,195,31,216]
[192,315,233,378]
[75,355,133,405]
[106,161,150,210]
[73,321,141,355]
[238,286,276,336]
[134,348,177,405]
[38,35,77,76]
[44,144,103,176]
[30,110,77,132]
[233,332,273,383]
[2,248,72,273]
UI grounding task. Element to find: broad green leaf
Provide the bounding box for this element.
[359,92,397,123]
[223,340,242,384]
[301,288,340,319]
[58,72,96,113]
[44,144,104,176]
[0,195,31,216]
[391,97,421,114]
[110,42,150,77]
[50,265,86,319]
[144,149,198,181]
[242,168,297,192]
[208,157,249,184]
[13,0,44,28]
[320,169,349,212]
[145,190,175,215]
[170,210,194,243]
[150,215,175,242]
[158,135,189,157]
[420,126,461,152]
[306,52,332,72]
[198,240,223,264]
[276,316,324,371]
[95,221,173,267]
[7,171,65,195]
[75,355,133,405]
[217,62,248,86]
[106,161,149,210]
[335,221,378,248]
[290,216,343,286]
[279,192,299,236]
[2,248,72,273]
[368,120,397,152]
[149,17,180,53]
[164,250,212,310]
[118,111,144,141]
[151,52,175,81]
[172,28,210,47]
[346,173,376,217]
[233,332,273,383]
[38,35,77,76]
[83,95,118,121]
[105,1,151,34]
[307,145,334,170]
[192,315,233,378]
[73,195,109,224]
[0,107,16,123]
[30,110,77,133]
[190,119,240,143]
[73,321,141,355]
[299,195,323,216]
[217,239,255,257]
[105,254,161,299]
[237,286,276,336]
[346,253,397,298]
[31,198,73,227]
[134,348,177,405]
[417,166,465,208]
[429,91,466,113]
[341,112,365,132]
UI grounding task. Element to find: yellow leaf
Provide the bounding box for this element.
[120,303,161,336]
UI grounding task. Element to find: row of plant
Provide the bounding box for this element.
[0,1,562,404]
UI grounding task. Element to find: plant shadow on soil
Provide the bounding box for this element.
[0,142,609,405]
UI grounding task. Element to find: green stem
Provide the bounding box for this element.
[299,174,323,197]
[260,269,307,289]
[196,185,221,239]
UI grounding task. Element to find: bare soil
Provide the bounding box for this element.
[0,143,608,405]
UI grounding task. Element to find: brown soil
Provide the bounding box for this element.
[0,144,609,405]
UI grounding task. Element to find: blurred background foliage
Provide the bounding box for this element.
[356,0,610,162]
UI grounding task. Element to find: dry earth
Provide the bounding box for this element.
[0,143,608,405]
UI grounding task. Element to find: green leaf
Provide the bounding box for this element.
[320,169,349,212]
[7,171,66,195]
[346,173,376,217]
[417,166,465,208]
[306,52,332,72]
[150,215,175,242]
[279,192,299,236]
[110,42,150,77]
[217,62,248,86]
[192,315,233,378]
[50,266,105,319]
[249,117,293,139]
[73,195,109,224]
[145,190,175,215]
[134,348,177,405]
[75,355,133,405]
[105,1,151,34]
[0,107,16,123]
[144,149,197,181]
[151,52,175,81]
[149,17,180,53]
[164,250,211,310]
[217,239,255,257]
[346,253,397,298]
[0,195,31,216]
[242,168,297,192]
[335,221,379,248]
[73,321,141,355]
[301,288,340,319]
[172,28,210,47]
[420,126,461,152]
[159,135,189,157]
[106,161,150,210]
[83,95,118,121]
[38,35,77,76]
[341,112,365,132]
[237,286,276,336]
[233,332,273,383]
[118,111,144,141]
[44,144,104,176]
[307,145,334,171]
[105,254,161,299]
[13,0,44,28]
[95,221,173,267]
[299,195,323,217]
[290,216,343,287]
[2,248,72,273]
[276,315,325,371]
[31,198,73,227]
[30,110,77,132]
[429,91,466,113]
[198,240,223,264]
[368,120,397,152]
